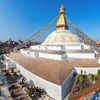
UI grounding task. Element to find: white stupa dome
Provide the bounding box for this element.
[42,30,80,45]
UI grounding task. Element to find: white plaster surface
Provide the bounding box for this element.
[20,49,63,60]
[39,53,62,60]
[30,42,91,51]
[31,45,62,51]
[67,53,95,59]
[20,48,95,60]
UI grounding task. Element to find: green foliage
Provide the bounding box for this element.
[81,70,83,75]
[87,73,93,82]
[78,75,84,83]
[95,70,100,80]
[97,70,100,76]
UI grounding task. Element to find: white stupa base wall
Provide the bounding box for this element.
[65,46,81,51]
[30,43,91,51]
[20,49,64,60]
[20,49,96,60]
[31,45,62,51]
[39,52,62,60]
[67,53,95,59]
[19,42,94,60]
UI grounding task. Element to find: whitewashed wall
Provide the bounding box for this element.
[67,53,95,59]
[31,45,62,51]
[20,49,63,60]
[75,67,100,75]
[39,53,62,60]
[31,45,82,51]
[30,42,91,51]
[45,46,62,51]
[65,45,81,51]
[20,49,95,60]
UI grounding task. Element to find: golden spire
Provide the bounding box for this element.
[56,4,68,30]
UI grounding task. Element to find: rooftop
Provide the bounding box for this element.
[7,52,100,85]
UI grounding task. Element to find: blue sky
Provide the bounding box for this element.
[0,0,100,42]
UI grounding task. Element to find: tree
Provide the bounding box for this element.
[87,73,93,82]
[78,75,84,83]
[81,70,83,75]
[97,70,100,76]
[96,70,100,80]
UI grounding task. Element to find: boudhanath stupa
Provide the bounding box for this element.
[5,4,100,100]
[20,5,92,60]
